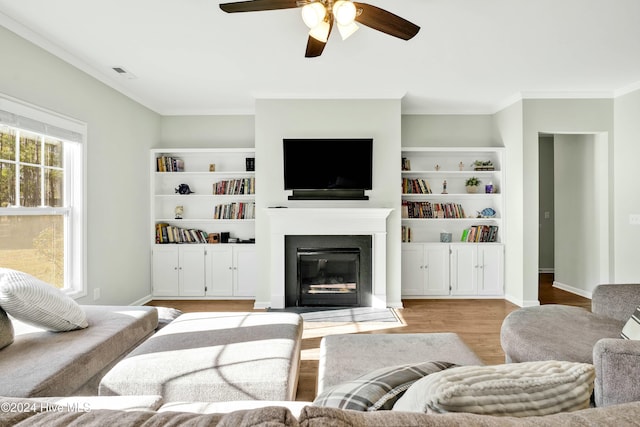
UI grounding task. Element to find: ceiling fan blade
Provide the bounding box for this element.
[305,19,333,57]
[353,2,420,40]
[220,0,299,13]
[305,36,327,57]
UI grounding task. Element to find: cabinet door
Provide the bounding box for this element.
[424,244,450,296]
[178,245,206,296]
[234,245,257,297]
[401,244,426,296]
[152,246,179,296]
[477,244,504,295]
[206,246,234,296]
[450,244,478,296]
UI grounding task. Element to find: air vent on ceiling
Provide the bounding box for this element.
[111,66,137,79]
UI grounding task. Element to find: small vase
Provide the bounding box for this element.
[466,185,478,194]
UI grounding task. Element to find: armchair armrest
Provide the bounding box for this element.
[593,338,640,407]
[592,284,640,322]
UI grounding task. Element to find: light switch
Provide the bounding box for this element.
[630,214,640,225]
[544,211,551,219]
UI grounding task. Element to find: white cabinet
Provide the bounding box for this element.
[402,242,504,297]
[401,244,450,296]
[450,243,504,296]
[205,244,257,297]
[152,245,206,297]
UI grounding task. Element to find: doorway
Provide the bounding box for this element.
[538,133,609,298]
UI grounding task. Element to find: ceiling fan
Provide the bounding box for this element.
[219,0,420,57]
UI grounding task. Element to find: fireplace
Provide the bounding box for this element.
[285,235,372,307]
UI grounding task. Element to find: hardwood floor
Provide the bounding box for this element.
[147,274,591,402]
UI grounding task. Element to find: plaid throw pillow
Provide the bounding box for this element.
[313,361,457,412]
[621,306,640,340]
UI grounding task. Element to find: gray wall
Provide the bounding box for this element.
[613,89,640,283]
[553,134,608,296]
[0,26,161,305]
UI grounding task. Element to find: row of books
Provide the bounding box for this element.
[402,201,466,219]
[156,156,184,172]
[156,223,207,244]
[462,225,499,242]
[214,178,255,195]
[402,178,432,194]
[214,202,255,220]
[401,226,412,243]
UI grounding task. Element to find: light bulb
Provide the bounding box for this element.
[302,2,326,29]
[309,20,331,42]
[333,0,356,25]
[337,22,358,40]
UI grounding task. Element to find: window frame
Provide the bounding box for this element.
[0,94,86,298]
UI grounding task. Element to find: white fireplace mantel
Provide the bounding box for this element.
[264,207,393,309]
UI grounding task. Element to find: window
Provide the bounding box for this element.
[0,95,85,297]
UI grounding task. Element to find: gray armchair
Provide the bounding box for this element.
[500,284,640,407]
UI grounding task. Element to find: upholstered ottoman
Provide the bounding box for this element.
[99,311,303,402]
[317,332,483,394]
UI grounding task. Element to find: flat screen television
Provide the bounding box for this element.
[283,138,373,200]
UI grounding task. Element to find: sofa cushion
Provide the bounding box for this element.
[393,361,595,417]
[314,361,457,411]
[0,268,87,331]
[621,305,640,340]
[0,305,158,397]
[0,307,13,349]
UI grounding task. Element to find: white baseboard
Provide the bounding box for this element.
[504,293,540,307]
[538,268,555,274]
[130,294,152,306]
[552,281,592,299]
[253,300,271,310]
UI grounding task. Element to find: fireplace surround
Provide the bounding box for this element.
[264,208,393,309]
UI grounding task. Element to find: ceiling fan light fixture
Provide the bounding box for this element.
[302,2,326,29]
[309,19,331,42]
[337,22,358,40]
[333,0,356,25]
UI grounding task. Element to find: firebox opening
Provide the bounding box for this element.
[285,235,372,308]
[298,248,360,307]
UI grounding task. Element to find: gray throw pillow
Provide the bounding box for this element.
[0,307,13,349]
[0,268,88,332]
[313,361,457,411]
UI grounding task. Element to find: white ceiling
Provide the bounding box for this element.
[1,0,640,115]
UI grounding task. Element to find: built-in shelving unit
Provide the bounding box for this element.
[401,147,504,244]
[400,147,505,297]
[150,148,257,299]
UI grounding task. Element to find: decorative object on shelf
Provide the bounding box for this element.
[402,157,411,171]
[473,160,495,171]
[435,164,440,171]
[459,161,464,171]
[440,232,452,243]
[245,157,255,171]
[477,207,497,218]
[465,177,481,193]
[175,184,194,194]
[442,180,448,194]
[485,182,494,194]
[220,232,230,244]
[174,205,184,219]
[209,164,216,172]
[208,233,220,244]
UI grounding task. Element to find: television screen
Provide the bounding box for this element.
[283,138,373,190]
